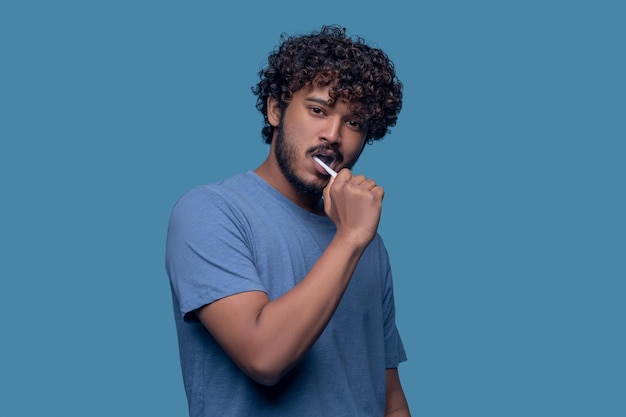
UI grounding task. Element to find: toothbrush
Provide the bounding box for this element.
[313,156,337,178]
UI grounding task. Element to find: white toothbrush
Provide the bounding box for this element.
[313,156,337,178]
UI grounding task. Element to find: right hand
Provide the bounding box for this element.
[323,168,384,247]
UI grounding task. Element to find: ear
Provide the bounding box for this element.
[267,97,281,127]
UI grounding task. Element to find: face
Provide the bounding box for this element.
[269,85,368,197]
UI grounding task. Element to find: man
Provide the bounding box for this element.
[166,25,411,416]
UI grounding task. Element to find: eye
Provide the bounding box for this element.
[346,119,363,131]
[309,106,324,115]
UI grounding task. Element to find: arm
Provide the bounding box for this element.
[197,169,384,386]
[385,368,411,417]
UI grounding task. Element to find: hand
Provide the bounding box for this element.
[323,168,384,247]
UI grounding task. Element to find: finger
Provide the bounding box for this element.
[360,178,378,190]
[334,168,353,183]
[372,185,385,201]
[348,174,368,185]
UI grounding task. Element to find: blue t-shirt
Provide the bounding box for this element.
[166,172,406,417]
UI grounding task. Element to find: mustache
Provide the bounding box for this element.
[307,145,343,163]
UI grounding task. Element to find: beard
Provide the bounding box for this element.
[274,123,326,198]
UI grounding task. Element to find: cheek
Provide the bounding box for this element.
[342,132,367,155]
[282,112,311,139]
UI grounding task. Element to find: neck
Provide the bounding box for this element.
[255,158,324,214]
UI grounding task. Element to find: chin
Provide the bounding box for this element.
[286,171,324,197]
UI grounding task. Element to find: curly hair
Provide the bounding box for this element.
[252,25,403,144]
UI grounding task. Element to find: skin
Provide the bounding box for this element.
[196,84,410,416]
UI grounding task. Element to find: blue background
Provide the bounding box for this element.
[2,1,624,416]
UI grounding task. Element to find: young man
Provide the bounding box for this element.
[166,25,411,416]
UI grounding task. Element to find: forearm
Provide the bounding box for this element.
[252,170,387,379]
[252,236,364,377]
[198,233,367,385]
[385,406,411,417]
[385,369,411,417]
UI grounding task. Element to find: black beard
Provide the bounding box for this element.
[274,123,324,198]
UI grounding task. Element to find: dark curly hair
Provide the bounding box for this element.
[252,25,403,144]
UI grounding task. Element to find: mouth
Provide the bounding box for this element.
[311,150,338,171]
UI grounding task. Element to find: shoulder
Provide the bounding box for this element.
[172,172,257,214]
[167,173,256,234]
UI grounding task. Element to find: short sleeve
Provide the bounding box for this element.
[165,187,267,320]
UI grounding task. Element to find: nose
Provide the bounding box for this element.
[321,116,342,144]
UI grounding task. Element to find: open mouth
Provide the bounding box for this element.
[312,152,337,170]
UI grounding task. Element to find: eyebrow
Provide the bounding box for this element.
[304,96,362,119]
[304,96,332,107]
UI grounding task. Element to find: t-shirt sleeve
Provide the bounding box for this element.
[165,187,266,320]
[382,260,408,368]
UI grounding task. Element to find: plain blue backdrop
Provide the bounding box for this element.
[1,1,624,416]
